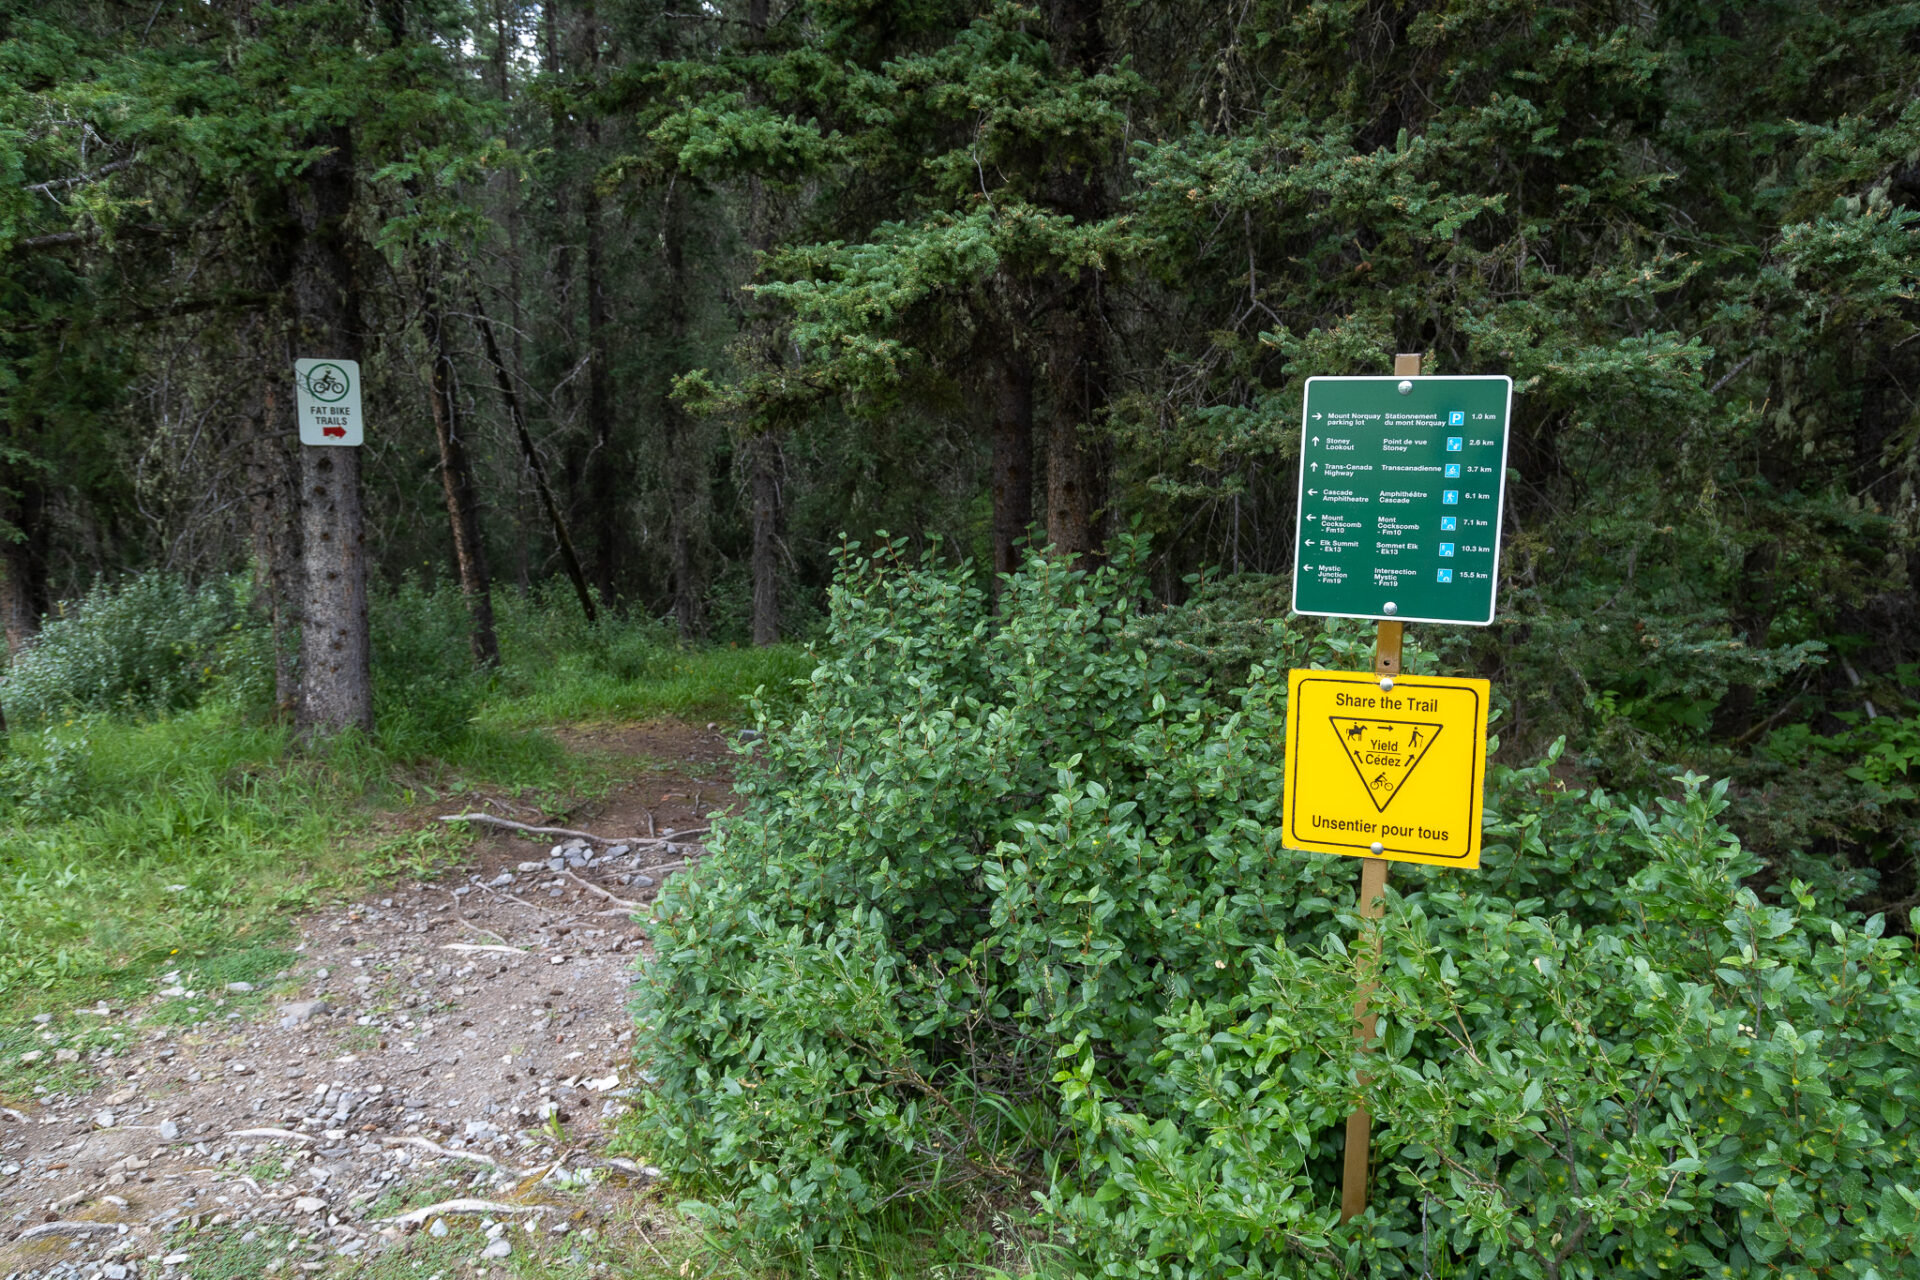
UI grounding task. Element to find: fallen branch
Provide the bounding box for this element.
[438,943,526,956]
[16,1221,121,1240]
[226,1127,316,1145]
[437,813,707,847]
[383,1197,540,1227]
[381,1135,523,1175]
[559,869,637,910]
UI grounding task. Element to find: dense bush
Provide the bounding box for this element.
[630,543,1920,1277]
[0,572,254,724]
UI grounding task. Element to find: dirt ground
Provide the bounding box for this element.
[1,721,739,1280]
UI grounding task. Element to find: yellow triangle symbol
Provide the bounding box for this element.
[1329,717,1444,813]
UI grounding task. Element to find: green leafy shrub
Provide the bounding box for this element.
[369,579,489,756]
[1,572,254,723]
[0,726,91,819]
[629,542,1920,1277]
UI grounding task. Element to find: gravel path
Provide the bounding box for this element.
[1,722,736,1280]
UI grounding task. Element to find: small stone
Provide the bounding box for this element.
[230,1062,253,1075]
[488,873,514,888]
[549,956,567,966]
[546,857,565,873]
[102,1194,129,1208]
[607,845,630,858]
[428,1219,449,1238]
[94,1110,116,1129]
[105,1265,130,1279]
[32,1012,52,1024]
[158,1121,180,1141]
[517,861,542,872]
[294,1196,327,1214]
[278,1001,329,1028]
[163,1253,190,1266]
[630,875,656,888]
[104,1087,137,1105]
[18,1050,42,1064]
[464,1120,499,1141]
[480,1238,511,1260]
[283,1067,305,1079]
[226,982,254,993]
[313,968,329,979]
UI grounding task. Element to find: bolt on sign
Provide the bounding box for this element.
[294,358,363,447]
[1281,669,1490,869]
[1292,374,1512,625]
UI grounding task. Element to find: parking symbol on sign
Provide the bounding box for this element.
[1448,411,1465,426]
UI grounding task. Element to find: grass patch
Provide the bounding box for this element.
[484,641,813,729]
[0,703,608,1030]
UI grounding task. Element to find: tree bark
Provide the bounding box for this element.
[659,179,704,639]
[748,432,780,645]
[581,0,619,602]
[425,285,500,667]
[990,342,1035,579]
[246,360,303,717]
[472,293,598,625]
[1040,0,1110,562]
[0,438,49,660]
[291,123,373,735]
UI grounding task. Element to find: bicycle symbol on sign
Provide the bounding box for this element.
[303,363,351,403]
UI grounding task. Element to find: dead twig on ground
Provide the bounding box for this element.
[381,1134,525,1175]
[439,943,527,956]
[559,869,638,909]
[438,814,708,846]
[383,1197,540,1227]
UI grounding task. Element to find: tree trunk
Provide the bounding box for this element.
[1044,284,1106,560]
[990,343,1035,579]
[581,0,619,602]
[472,293,599,625]
[425,285,500,667]
[0,438,49,659]
[291,123,373,735]
[659,179,704,638]
[748,433,780,645]
[247,362,303,717]
[1040,0,1110,562]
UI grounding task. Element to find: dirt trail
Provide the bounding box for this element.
[1,721,736,1280]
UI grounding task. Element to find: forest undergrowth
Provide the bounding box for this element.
[0,576,807,1017]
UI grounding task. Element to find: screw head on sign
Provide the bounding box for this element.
[1379,677,1394,691]
[1370,842,1385,855]
[1397,380,1413,395]
[1383,601,1398,615]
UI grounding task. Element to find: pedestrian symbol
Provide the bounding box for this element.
[1443,490,1459,504]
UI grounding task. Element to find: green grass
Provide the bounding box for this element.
[0,703,598,1022]
[484,641,814,729]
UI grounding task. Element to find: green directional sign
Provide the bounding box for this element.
[1292,375,1512,626]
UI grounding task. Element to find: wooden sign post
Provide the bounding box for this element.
[1338,351,1416,1223]
[1287,349,1507,1223]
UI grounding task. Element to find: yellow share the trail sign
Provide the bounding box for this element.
[1282,668,1490,869]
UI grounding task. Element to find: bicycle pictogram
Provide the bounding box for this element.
[303,363,352,403]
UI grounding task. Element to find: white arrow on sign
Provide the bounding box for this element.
[1313,412,1323,420]
[1312,436,1320,446]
